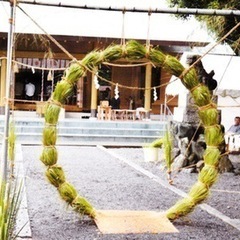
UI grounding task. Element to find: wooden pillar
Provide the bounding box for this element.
[90,70,98,118]
[144,64,152,119]
[0,59,7,113]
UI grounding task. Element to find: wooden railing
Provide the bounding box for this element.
[160,104,173,121]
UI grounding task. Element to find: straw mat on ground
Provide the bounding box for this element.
[94,210,178,234]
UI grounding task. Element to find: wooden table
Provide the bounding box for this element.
[112,109,126,120]
[137,109,148,120]
[125,110,136,121]
[97,106,112,120]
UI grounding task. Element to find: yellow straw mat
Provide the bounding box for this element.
[94,210,179,234]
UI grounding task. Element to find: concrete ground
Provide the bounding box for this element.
[17,145,240,240]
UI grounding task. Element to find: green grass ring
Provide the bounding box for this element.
[40,40,223,220]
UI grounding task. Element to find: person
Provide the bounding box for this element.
[225,116,240,152]
[110,96,120,109]
[25,80,35,100]
[227,116,240,134]
[128,96,135,110]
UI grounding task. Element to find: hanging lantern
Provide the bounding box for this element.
[153,87,158,101]
[47,70,53,81]
[114,83,119,99]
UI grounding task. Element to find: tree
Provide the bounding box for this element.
[168,0,240,55]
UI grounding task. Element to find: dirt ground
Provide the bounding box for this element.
[22,146,240,240]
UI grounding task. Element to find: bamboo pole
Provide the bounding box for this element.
[1,0,16,182]
[90,69,98,118]
[144,64,152,119]
[8,0,240,17]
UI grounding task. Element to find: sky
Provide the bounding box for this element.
[0,0,214,43]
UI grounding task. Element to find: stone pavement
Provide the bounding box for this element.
[16,145,240,240]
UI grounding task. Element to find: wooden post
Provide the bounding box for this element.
[0,59,7,112]
[144,64,152,119]
[90,70,98,118]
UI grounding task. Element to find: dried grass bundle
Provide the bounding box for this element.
[148,47,165,66]
[64,62,85,85]
[182,68,199,90]
[163,55,185,77]
[203,147,220,166]
[44,102,61,125]
[188,181,209,203]
[125,40,146,60]
[52,80,73,104]
[42,125,57,146]
[40,146,58,166]
[45,166,66,187]
[191,85,211,107]
[166,197,195,220]
[58,182,78,204]
[205,125,224,146]
[72,196,96,218]
[198,165,218,187]
[103,44,123,62]
[81,51,102,70]
[198,106,218,126]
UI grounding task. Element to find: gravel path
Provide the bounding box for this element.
[110,148,240,219]
[22,146,240,240]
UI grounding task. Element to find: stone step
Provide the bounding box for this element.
[0,132,158,145]
[0,116,167,145]
[1,125,163,136]
[0,117,166,129]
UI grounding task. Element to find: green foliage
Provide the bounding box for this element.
[40,146,58,166]
[167,0,240,54]
[45,166,66,188]
[58,182,78,204]
[163,130,173,170]
[42,125,57,146]
[0,180,23,240]
[44,102,61,125]
[148,138,163,148]
[162,55,185,77]
[125,40,147,60]
[64,62,85,84]
[81,51,102,70]
[198,104,218,126]
[149,47,166,66]
[8,121,16,177]
[72,196,96,218]
[52,80,74,104]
